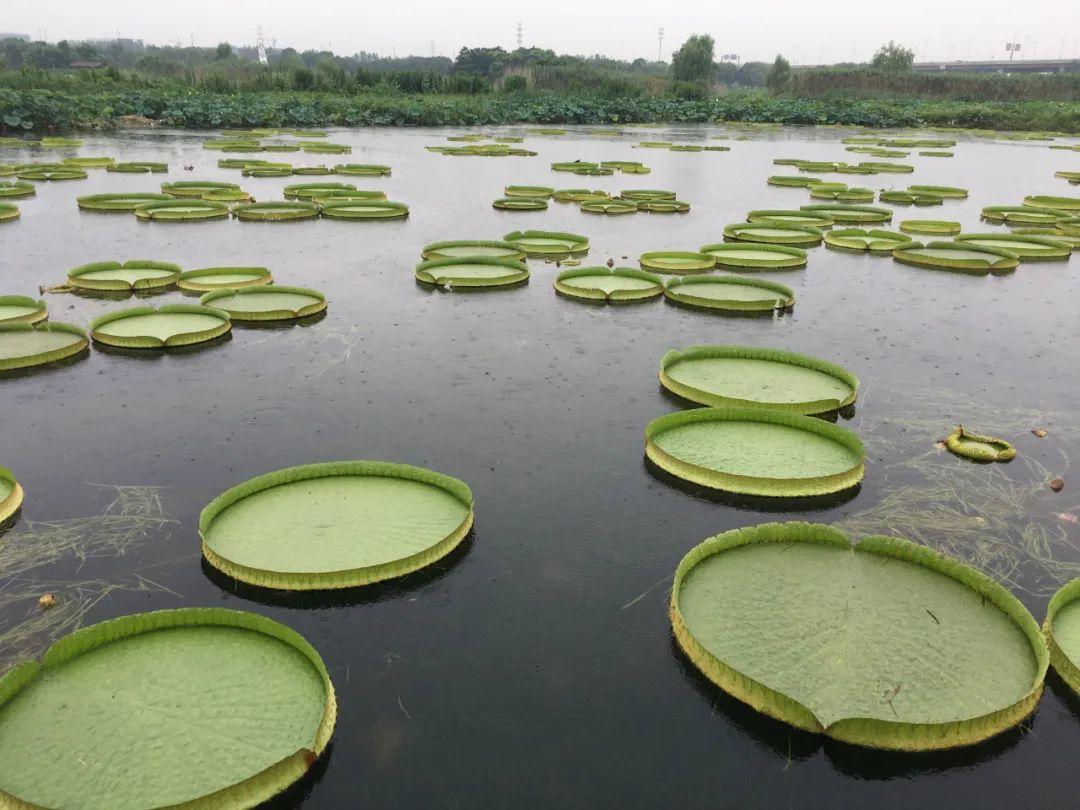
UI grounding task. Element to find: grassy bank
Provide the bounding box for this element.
[2,87,1078,133]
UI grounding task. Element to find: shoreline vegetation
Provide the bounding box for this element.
[2,36,1078,133]
[2,88,1078,133]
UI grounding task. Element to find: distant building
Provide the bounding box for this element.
[70,60,105,69]
[0,33,31,42]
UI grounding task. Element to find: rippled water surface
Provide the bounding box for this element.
[2,125,1080,808]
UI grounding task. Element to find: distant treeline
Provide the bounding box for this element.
[790,67,1080,103]
[0,37,773,97]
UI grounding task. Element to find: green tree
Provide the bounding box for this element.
[871,41,914,73]
[215,42,232,60]
[766,55,791,92]
[670,34,715,84]
[452,47,509,77]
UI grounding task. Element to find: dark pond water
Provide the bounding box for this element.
[2,124,1080,808]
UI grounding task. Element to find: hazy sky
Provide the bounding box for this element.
[5,0,1077,64]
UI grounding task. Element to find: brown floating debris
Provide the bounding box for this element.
[1050,477,1065,493]
[37,593,57,610]
[1032,429,1048,438]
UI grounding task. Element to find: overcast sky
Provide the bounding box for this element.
[5,0,1077,65]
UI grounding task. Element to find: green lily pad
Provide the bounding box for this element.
[893,241,1020,275]
[200,286,327,322]
[502,230,589,256]
[645,407,865,496]
[422,241,525,261]
[699,243,807,270]
[663,276,795,312]
[320,200,409,219]
[554,267,663,303]
[90,305,231,349]
[801,204,892,224]
[639,251,716,274]
[671,522,1047,750]
[899,220,961,236]
[722,222,823,246]
[824,229,917,253]
[0,322,88,371]
[0,296,47,326]
[954,233,1072,260]
[415,257,529,288]
[0,464,22,525]
[177,267,273,292]
[232,202,319,221]
[200,461,474,589]
[0,608,335,808]
[747,209,834,229]
[659,345,858,413]
[77,193,172,212]
[67,260,181,292]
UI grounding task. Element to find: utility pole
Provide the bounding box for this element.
[658,27,664,62]
[430,40,435,57]
[516,22,523,49]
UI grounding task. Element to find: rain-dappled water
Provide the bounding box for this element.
[2,124,1080,808]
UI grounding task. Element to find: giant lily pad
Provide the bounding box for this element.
[700,243,807,270]
[0,608,335,808]
[639,251,716,274]
[580,199,637,214]
[1044,579,1080,696]
[893,241,1020,275]
[67,260,180,292]
[415,257,529,288]
[177,267,273,292]
[232,202,318,221]
[422,241,525,261]
[645,407,865,496]
[320,200,409,219]
[954,233,1072,260]
[722,222,823,246]
[284,182,356,199]
[200,286,327,322]
[908,184,968,199]
[748,209,834,229]
[0,296,46,326]
[493,197,547,211]
[161,181,239,198]
[0,181,34,199]
[0,465,22,525]
[90,305,231,349]
[134,199,229,221]
[107,162,168,174]
[659,345,858,413]
[801,204,892,224]
[0,322,88,371]
[899,220,961,236]
[200,461,474,589]
[671,522,1046,750]
[333,164,391,176]
[77,193,172,212]
[504,185,554,198]
[554,267,663,303]
[503,230,589,257]
[1023,195,1080,212]
[981,205,1070,225]
[664,276,795,312]
[824,229,917,253]
[0,203,18,222]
